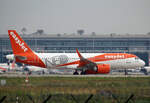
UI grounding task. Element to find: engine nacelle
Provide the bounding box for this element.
[85,64,110,74]
[96,64,110,74]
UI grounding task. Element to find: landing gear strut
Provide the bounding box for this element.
[125,69,128,75]
[80,71,86,75]
[73,70,79,75]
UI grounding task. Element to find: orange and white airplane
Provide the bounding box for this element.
[0,65,7,72]
[6,30,145,75]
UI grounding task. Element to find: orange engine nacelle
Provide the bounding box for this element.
[85,64,110,74]
[96,64,110,74]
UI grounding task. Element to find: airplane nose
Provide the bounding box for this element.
[140,60,145,66]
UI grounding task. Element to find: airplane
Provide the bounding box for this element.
[6,30,145,75]
[0,64,7,73]
[0,62,21,72]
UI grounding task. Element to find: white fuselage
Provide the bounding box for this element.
[6,53,145,70]
[35,53,145,70]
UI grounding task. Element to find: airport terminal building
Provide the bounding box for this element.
[0,33,150,66]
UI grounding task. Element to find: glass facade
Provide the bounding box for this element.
[0,34,150,65]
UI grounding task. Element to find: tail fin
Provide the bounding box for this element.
[8,30,33,55]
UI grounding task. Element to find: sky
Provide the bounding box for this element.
[0,0,150,34]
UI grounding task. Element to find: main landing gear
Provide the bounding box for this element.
[80,71,86,75]
[73,70,79,75]
[73,70,86,75]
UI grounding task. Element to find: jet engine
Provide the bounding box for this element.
[96,64,110,74]
[85,64,110,74]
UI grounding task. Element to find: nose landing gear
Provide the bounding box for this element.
[125,69,128,75]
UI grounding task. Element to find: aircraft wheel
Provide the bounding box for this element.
[73,70,79,75]
[125,69,128,75]
[80,71,86,75]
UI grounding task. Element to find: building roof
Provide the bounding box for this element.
[0,33,150,39]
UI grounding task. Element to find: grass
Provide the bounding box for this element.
[0,76,150,103]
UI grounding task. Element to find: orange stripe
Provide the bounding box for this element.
[56,53,136,67]
[15,53,46,68]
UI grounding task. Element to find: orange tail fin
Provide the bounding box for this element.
[8,30,33,55]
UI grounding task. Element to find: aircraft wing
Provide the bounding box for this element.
[56,49,111,74]
[57,49,98,71]
[75,49,97,68]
